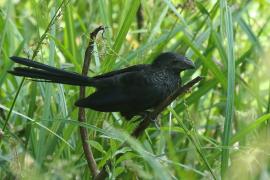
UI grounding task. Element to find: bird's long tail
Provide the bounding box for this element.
[8,56,93,86]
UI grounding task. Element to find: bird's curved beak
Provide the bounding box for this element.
[182,58,196,70]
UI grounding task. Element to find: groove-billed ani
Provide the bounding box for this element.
[8,52,195,120]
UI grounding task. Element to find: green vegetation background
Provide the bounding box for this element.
[0,0,270,179]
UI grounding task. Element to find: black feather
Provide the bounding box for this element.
[9,57,93,86]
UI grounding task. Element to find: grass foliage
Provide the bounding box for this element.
[0,0,270,179]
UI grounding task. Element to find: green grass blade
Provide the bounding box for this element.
[174,79,218,113]
[0,104,73,149]
[169,107,216,179]
[103,0,141,71]
[36,6,57,163]
[230,113,270,144]
[181,35,227,88]
[220,2,235,177]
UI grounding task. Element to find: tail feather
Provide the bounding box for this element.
[9,56,93,86]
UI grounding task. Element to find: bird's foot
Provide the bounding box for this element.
[128,111,160,129]
[139,111,151,120]
[150,116,160,129]
[138,112,160,129]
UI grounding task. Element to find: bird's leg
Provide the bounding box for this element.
[140,111,160,129]
[138,111,151,119]
[130,111,160,129]
[150,116,160,129]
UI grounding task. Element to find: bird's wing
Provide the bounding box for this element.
[75,70,160,113]
[92,64,147,79]
[90,64,148,88]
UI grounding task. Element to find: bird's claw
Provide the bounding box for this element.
[139,112,160,129]
[141,111,150,119]
[150,117,160,129]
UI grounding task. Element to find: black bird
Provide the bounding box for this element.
[8,52,195,120]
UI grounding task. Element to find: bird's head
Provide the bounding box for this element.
[152,52,195,73]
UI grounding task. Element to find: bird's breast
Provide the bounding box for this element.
[149,69,180,98]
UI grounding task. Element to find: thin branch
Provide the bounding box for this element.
[132,76,202,137]
[78,26,105,177]
[136,3,144,41]
[94,76,203,180]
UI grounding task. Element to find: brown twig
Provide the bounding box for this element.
[136,3,144,41]
[94,76,203,180]
[132,76,202,137]
[78,26,105,177]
